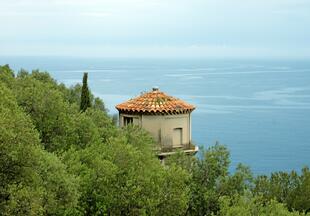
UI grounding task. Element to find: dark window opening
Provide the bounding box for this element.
[124,116,133,126]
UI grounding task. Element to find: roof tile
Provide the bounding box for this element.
[116,89,195,114]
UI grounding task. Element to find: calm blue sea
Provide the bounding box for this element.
[1,56,310,174]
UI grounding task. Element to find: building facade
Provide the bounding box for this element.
[116,87,198,157]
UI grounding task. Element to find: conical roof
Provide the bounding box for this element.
[116,88,195,114]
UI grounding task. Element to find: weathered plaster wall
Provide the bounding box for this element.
[119,113,191,148]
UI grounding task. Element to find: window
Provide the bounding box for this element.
[123,116,133,126]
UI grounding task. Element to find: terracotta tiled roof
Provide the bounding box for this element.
[116,88,195,114]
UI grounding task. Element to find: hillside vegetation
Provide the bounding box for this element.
[0,64,309,215]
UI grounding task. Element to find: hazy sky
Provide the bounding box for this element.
[1,0,309,58]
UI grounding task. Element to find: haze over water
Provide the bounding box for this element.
[2,56,310,174]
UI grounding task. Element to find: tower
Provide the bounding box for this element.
[116,87,198,158]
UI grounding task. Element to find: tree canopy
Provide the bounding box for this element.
[80,72,91,112]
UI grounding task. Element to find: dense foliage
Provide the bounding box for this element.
[0,64,309,215]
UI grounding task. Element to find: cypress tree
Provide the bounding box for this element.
[80,72,91,112]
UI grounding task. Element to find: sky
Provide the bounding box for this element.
[0,0,309,58]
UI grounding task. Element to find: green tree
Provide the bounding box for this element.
[64,83,82,106]
[80,72,91,112]
[188,143,231,215]
[253,168,310,213]
[85,108,118,142]
[218,163,254,197]
[157,164,190,216]
[63,124,190,215]
[13,76,75,152]
[0,64,15,87]
[93,97,107,112]
[218,194,306,216]
[64,83,106,113]
[292,167,310,213]
[0,83,79,215]
[13,73,110,152]
[165,150,196,173]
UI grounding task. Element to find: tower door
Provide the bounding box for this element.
[173,128,183,147]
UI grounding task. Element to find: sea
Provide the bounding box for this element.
[1,56,310,174]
